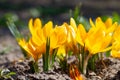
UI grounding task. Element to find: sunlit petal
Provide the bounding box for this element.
[76,24,86,46]
[70,18,77,32]
[43,21,53,38]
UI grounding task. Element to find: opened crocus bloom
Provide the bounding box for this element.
[76,17,117,54]
[19,18,45,61]
[29,18,53,52]
[111,26,120,58]
[19,18,67,61]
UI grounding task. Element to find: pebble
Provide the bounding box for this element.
[89,72,96,76]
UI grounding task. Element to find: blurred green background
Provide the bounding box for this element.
[0,0,120,34]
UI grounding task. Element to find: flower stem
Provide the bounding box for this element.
[83,53,91,75]
[29,61,39,73]
[33,61,39,73]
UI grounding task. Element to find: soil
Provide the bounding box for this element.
[0,31,120,80]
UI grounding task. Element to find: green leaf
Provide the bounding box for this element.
[6,18,23,41]
[105,50,111,57]
[0,69,16,79]
[5,72,16,78]
[51,49,57,68]
[43,37,50,72]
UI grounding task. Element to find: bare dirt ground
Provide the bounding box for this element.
[0,30,120,80]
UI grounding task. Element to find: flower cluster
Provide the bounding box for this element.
[19,18,67,62]
[7,17,120,80]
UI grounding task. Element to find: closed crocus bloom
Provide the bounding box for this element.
[64,18,77,52]
[111,26,120,58]
[50,25,67,49]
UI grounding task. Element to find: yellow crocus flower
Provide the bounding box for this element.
[111,26,120,58]
[85,26,112,54]
[19,18,68,61]
[76,17,115,54]
[50,24,67,49]
[64,18,78,52]
[19,18,53,61]
[18,18,45,61]
[28,18,46,46]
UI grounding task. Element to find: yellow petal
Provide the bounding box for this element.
[28,39,42,61]
[31,29,45,46]
[89,18,95,28]
[50,25,67,49]
[76,24,86,46]
[105,18,112,28]
[70,18,77,32]
[29,18,34,34]
[29,18,42,35]
[57,45,66,60]
[18,39,32,58]
[111,26,120,58]
[113,25,120,40]
[18,38,26,47]
[96,17,102,23]
[106,22,118,34]
[111,50,120,58]
[96,17,106,30]
[34,18,42,29]
[43,21,53,38]
[56,25,67,44]
[99,46,112,53]
[19,38,42,61]
[50,32,58,49]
